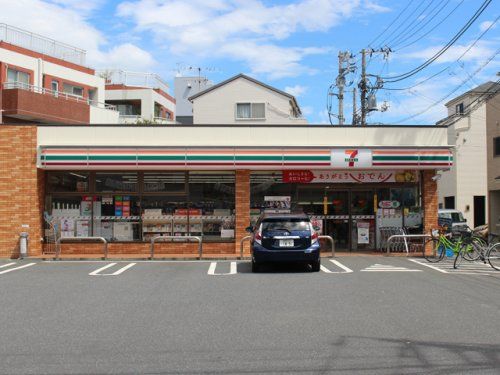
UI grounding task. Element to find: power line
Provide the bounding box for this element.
[382,15,499,91]
[381,0,492,83]
[384,0,441,48]
[389,48,500,124]
[367,0,416,48]
[394,0,465,51]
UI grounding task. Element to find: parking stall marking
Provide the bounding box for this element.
[409,258,499,276]
[207,262,237,276]
[89,263,137,276]
[320,259,354,274]
[0,263,36,275]
[0,263,17,269]
[361,263,422,272]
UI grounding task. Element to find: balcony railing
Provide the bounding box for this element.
[97,69,170,94]
[119,115,177,125]
[0,23,86,66]
[3,82,117,111]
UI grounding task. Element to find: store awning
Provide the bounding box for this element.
[38,147,453,170]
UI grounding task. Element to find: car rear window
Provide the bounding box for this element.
[261,219,310,232]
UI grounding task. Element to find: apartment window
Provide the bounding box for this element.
[495,137,500,157]
[455,102,464,115]
[6,68,29,85]
[236,103,265,119]
[63,83,84,97]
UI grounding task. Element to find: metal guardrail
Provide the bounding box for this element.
[55,237,108,260]
[239,235,252,259]
[318,235,335,258]
[150,235,202,260]
[385,234,431,256]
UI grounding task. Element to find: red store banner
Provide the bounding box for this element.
[282,170,417,183]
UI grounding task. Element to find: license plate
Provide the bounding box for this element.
[279,239,294,247]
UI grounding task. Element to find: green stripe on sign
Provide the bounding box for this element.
[88,155,136,161]
[283,156,331,161]
[235,156,282,161]
[419,156,450,161]
[373,156,419,161]
[138,155,185,161]
[45,155,87,161]
[186,156,233,161]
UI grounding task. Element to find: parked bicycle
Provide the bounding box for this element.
[424,226,485,263]
[454,232,500,270]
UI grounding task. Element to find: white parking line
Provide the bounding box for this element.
[0,263,36,275]
[408,259,449,273]
[207,262,237,276]
[89,262,137,276]
[0,262,16,269]
[361,263,422,272]
[330,259,354,273]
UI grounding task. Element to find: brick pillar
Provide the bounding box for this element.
[235,170,250,254]
[0,125,44,258]
[422,170,438,255]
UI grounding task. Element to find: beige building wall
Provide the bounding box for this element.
[191,77,307,125]
[438,103,488,225]
[486,96,500,231]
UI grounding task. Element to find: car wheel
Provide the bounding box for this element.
[311,259,321,272]
[251,259,260,273]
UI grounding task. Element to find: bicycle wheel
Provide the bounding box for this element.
[487,242,500,271]
[424,238,446,262]
[453,249,464,269]
[463,236,486,261]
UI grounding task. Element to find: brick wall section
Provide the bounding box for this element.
[0,125,44,258]
[422,170,438,255]
[235,170,250,254]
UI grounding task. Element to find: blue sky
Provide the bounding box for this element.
[2,0,499,124]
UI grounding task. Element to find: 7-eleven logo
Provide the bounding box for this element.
[344,149,359,167]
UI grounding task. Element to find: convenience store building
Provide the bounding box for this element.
[0,124,452,258]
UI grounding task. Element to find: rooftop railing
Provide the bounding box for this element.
[97,69,170,94]
[0,23,86,66]
[3,82,117,111]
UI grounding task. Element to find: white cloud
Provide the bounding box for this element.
[402,41,495,64]
[117,0,388,78]
[0,0,156,71]
[479,20,497,32]
[284,84,307,97]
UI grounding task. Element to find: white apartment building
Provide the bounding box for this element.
[99,70,176,124]
[437,81,500,229]
[174,75,213,125]
[189,74,307,125]
[0,23,118,124]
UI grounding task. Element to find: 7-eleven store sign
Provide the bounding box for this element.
[331,149,372,168]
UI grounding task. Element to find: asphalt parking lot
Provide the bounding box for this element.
[1,256,500,374]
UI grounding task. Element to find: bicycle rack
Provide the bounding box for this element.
[385,234,431,256]
[150,235,202,260]
[318,235,335,258]
[239,235,252,259]
[55,237,108,260]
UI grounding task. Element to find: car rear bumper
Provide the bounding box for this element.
[252,242,320,263]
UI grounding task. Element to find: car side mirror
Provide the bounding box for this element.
[245,226,253,233]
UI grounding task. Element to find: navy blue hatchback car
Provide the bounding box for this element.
[247,213,321,273]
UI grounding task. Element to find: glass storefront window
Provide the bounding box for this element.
[47,172,89,192]
[95,173,138,192]
[144,172,186,193]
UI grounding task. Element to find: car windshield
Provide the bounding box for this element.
[451,212,465,222]
[261,219,310,232]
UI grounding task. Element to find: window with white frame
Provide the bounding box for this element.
[6,68,30,86]
[63,83,84,97]
[236,103,265,119]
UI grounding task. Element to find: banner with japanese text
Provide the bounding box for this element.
[282,170,418,183]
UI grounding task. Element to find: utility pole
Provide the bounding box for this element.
[360,48,367,126]
[352,87,357,125]
[337,51,345,125]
